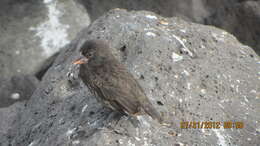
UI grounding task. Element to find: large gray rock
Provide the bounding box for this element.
[4,9,260,146]
[204,0,260,55]
[78,0,208,24]
[0,102,26,146]
[0,0,90,79]
[78,0,260,55]
[0,75,39,108]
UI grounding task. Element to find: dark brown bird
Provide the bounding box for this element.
[73,40,163,124]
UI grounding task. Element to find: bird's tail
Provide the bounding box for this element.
[141,100,164,124]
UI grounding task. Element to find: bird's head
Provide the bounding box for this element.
[73,40,111,67]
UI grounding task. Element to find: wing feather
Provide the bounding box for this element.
[95,63,142,114]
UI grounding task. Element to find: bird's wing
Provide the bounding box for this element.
[109,63,163,122]
[95,64,142,114]
[93,63,163,123]
[99,86,140,114]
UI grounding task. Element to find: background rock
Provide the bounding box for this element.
[204,0,260,55]
[0,75,39,108]
[4,10,259,146]
[78,0,260,55]
[0,102,26,146]
[0,0,90,79]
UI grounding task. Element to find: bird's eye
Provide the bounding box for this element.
[87,52,93,57]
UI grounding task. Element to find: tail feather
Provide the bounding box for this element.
[141,100,163,124]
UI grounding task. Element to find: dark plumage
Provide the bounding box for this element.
[74,40,163,124]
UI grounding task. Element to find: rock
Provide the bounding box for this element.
[204,0,260,55]
[35,52,59,80]
[79,0,260,54]
[0,0,90,79]
[0,75,39,108]
[78,0,206,24]
[0,102,26,146]
[4,10,260,146]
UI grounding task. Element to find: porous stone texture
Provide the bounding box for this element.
[0,102,26,146]
[0,0,90,79]
[79,0,260,55]
[204,0,260,55]
[2,10,260,146]
[0,75,39,108]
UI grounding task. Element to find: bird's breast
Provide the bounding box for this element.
[81,65,109,86]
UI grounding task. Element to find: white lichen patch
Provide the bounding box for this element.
[222,31,228,35]
[146,32,156,37]
[144,28,156,31]
[172,52,183,62]
[213,128,228,146]
[145,15,157,19]
[201,128,205,133]
[187,83,191,90]
[200,44,205,49]
[15,50,20,55]
[135,137,141,141]
[159,20,169,25]
[127,140,136,146]
[223,74,227,79]
[171,34,193,57]
[182,70,190,76]
[28,141,36,146]
[240,101,246,106]
[118,139,124,144]
[180,29,186,33]
[212,32,225,42]
[72,140,80,145]
[30,0,70,56]
[81,104,88,113]
[200,89,206,94]
[66,128,76,137]
[250,90,257,93]
[176,142,185,146]
[44,0,53,3]
[220,99,230,103]
[10,93,20,100]
[243,96,249,102]
[137,116,150,128]
[143,141,149,146]
[218,103,224,109]
[235,85,239,93]
[256,128,260,133]
[169,91,175,97]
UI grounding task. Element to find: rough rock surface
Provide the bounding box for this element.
[0,75,39,108]
[204,0,260,55]
[2,10,260,146]
[79,0,260,54]
[0,0,90,79]
[0,102,26,146]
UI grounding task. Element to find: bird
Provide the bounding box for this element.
[73,39,164,124]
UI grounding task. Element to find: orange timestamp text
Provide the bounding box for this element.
[180,121,244,129]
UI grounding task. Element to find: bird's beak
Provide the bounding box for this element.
[73,57,89,65]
